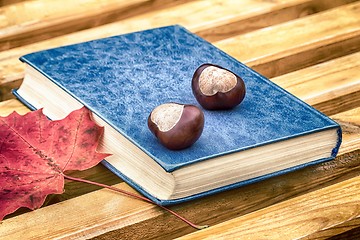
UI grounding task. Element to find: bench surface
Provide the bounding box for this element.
[0,0,359,239]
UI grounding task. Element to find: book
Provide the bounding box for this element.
[14,25,342,205]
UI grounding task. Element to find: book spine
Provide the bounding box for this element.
[332,127,342,158]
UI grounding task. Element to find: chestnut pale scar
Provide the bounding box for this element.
[150,103,184,132]
[198,66,237,96]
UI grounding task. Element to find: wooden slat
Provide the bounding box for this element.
[0,97,28,116]
[0,102,359,239]
[0,0,356,100]
[0,0,169,28]
[1,148,359,239]
[1,1,359,239]
[1,0,354,51]
[325,226,360,240]
[0,183,162,240]
[271,52,360,115]
[216,1,360,78]
[0,79,21,101]
[0,0,335,57]
[302,217,360,239]
[196,0,358,42]
[332,107,360,155]
[0,0,193,51]
[0,0,25,7]
[177,175,360,240]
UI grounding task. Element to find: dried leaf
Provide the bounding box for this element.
[0,107,110,220]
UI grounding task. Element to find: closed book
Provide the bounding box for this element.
[14,25,341,205]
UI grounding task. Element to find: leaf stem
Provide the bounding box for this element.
[62,173,208,230]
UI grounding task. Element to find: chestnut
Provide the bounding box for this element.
[148,103,204,150]
[192,63,246,110]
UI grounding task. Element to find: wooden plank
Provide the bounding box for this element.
[0,97,28,116]
[1,0,354,51]
[302,217,360,239]
[1,0,123,28]
[0,78,21,101]
[332,107,360,155]
[196,0,358,42]
[313,91,360,117]
[215,2,360,78]
[0,183,162,240]
[0,0,25,7]
[0,1,359,238]
[0,0,337,58]
[271,52,360,115]
[325,227,360,240]
[0,98,359,239]
[1,149,359,239]
[0,0,193,51]
[177,175,360,240]
[0,0,356,99]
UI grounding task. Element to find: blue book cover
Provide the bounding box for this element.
[15,25,341,205]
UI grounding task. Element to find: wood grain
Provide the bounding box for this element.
[177,175,360,240]
[0,0,24,7]
[0,0,193,51]
[332,107,360,155]
[0,97,358,238]
[327,227,360,240]
[272,52,360,115]
[2,0,354,51]
[1,148,358,239]
[0,183,162,240]
[182,0,358,42]
[215,2,360,78]
[0,0,355,99]
[0,0,359,238]
[0,97,27,116]
[302,217,360,239]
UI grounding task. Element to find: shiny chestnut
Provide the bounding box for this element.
[192,63,246,110]
[148,103,204,150]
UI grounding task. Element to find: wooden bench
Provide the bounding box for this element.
[1,0,359,239]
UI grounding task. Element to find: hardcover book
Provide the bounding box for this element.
[14,25,341,205]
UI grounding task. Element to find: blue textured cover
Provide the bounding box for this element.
[17,25,341,204]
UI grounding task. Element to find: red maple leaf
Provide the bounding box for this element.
[0,107,110,220]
